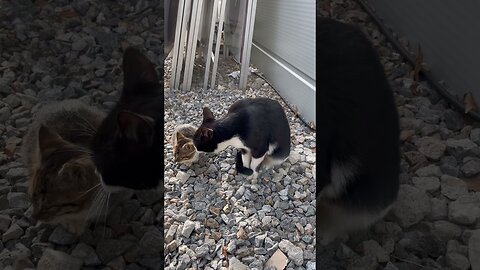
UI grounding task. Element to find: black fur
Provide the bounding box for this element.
[91,47,163,190]
[318,18,400,210]
[194,98,291,174]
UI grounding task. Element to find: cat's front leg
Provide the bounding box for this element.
[236,151,253,175]
[241,149,252,169]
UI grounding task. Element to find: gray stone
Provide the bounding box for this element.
[392,185,431,228]
[288,151,301,164]
[37,249,82,270]
[362,240,389,263]
[138,228,162,256]
[254,233,266,247]
[278,239,303,266]
[336,243,356,259]
[432,220,462,241]
[417,108,441,124]
[384,261,400,270]
[348,255,378,270]
[416,137,446,160]
[0,107,11,122]
[107,256,126,270]
[412,177,440,193]
[6,167,27,181]
[2,223,23,242]
[48,226,77,245]
[7,192,30,209]
[430,197,448,220]
[127,36,144,46]
[306,261,316,270]
[96,239,135,263]
[468,230,480,270]
[72,38,87,51]
[177,254,190,270]
[415,164,442,177]
[471,128,480,145]
[135,190,161,206]
[446,139,477,151]
[462,158,480,177]
[182,220,196,237]
[195,244,209,258]
[166,240,178,252]
[441,175,468,200]
[176,171,190,185]
[0,214,11,233]
[71,243,101,266]
[229,257,247,270]
[235,247,252,258]
[165,224,178,243]
[444,109,465,131]
[449,194,480,225]
[446,252,470,270]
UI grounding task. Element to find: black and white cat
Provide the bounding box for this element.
[193,98,291,179]
[318,18,400,243]
[91,47,163,191]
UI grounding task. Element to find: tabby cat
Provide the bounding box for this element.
[318,18,400,244]
[193,98,291,179]
[91,47,163,191]
[171,124,199,165]
[21,99,105,235]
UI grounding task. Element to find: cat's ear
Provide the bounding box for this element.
[176,131,187,141]
[122,47,159,91]
[202,107,215,123]
[38,125,66,157]
[117,111,154,146]
[200,127,214,140]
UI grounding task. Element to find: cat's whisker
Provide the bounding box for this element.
[83,188,102,229]
[77,183,101,199]
[102,193,110,238]
[76,115,98,133]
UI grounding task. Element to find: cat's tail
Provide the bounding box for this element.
[236,151,253,176]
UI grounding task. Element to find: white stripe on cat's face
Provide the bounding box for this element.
[214,136,246,153]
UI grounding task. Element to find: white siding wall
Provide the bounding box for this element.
[250,0,316,124]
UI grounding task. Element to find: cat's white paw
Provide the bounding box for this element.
[247,171,259,183]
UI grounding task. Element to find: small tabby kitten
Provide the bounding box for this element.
[21,100,105,235]
[171,124,199,165]
[193,98,291,179]
[92,47,163,191]
[318,18,400,244]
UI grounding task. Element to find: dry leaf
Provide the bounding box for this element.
[222,245,229,267]
[412,44,423,82]
[464,92,479,114]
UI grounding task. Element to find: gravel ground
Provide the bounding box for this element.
[320,1,480,270]
[0,1,163,269]
[163,50,317,268]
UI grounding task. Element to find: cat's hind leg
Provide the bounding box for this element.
[248,153,267,182]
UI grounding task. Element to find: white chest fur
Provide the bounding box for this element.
[214,136,247,153]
